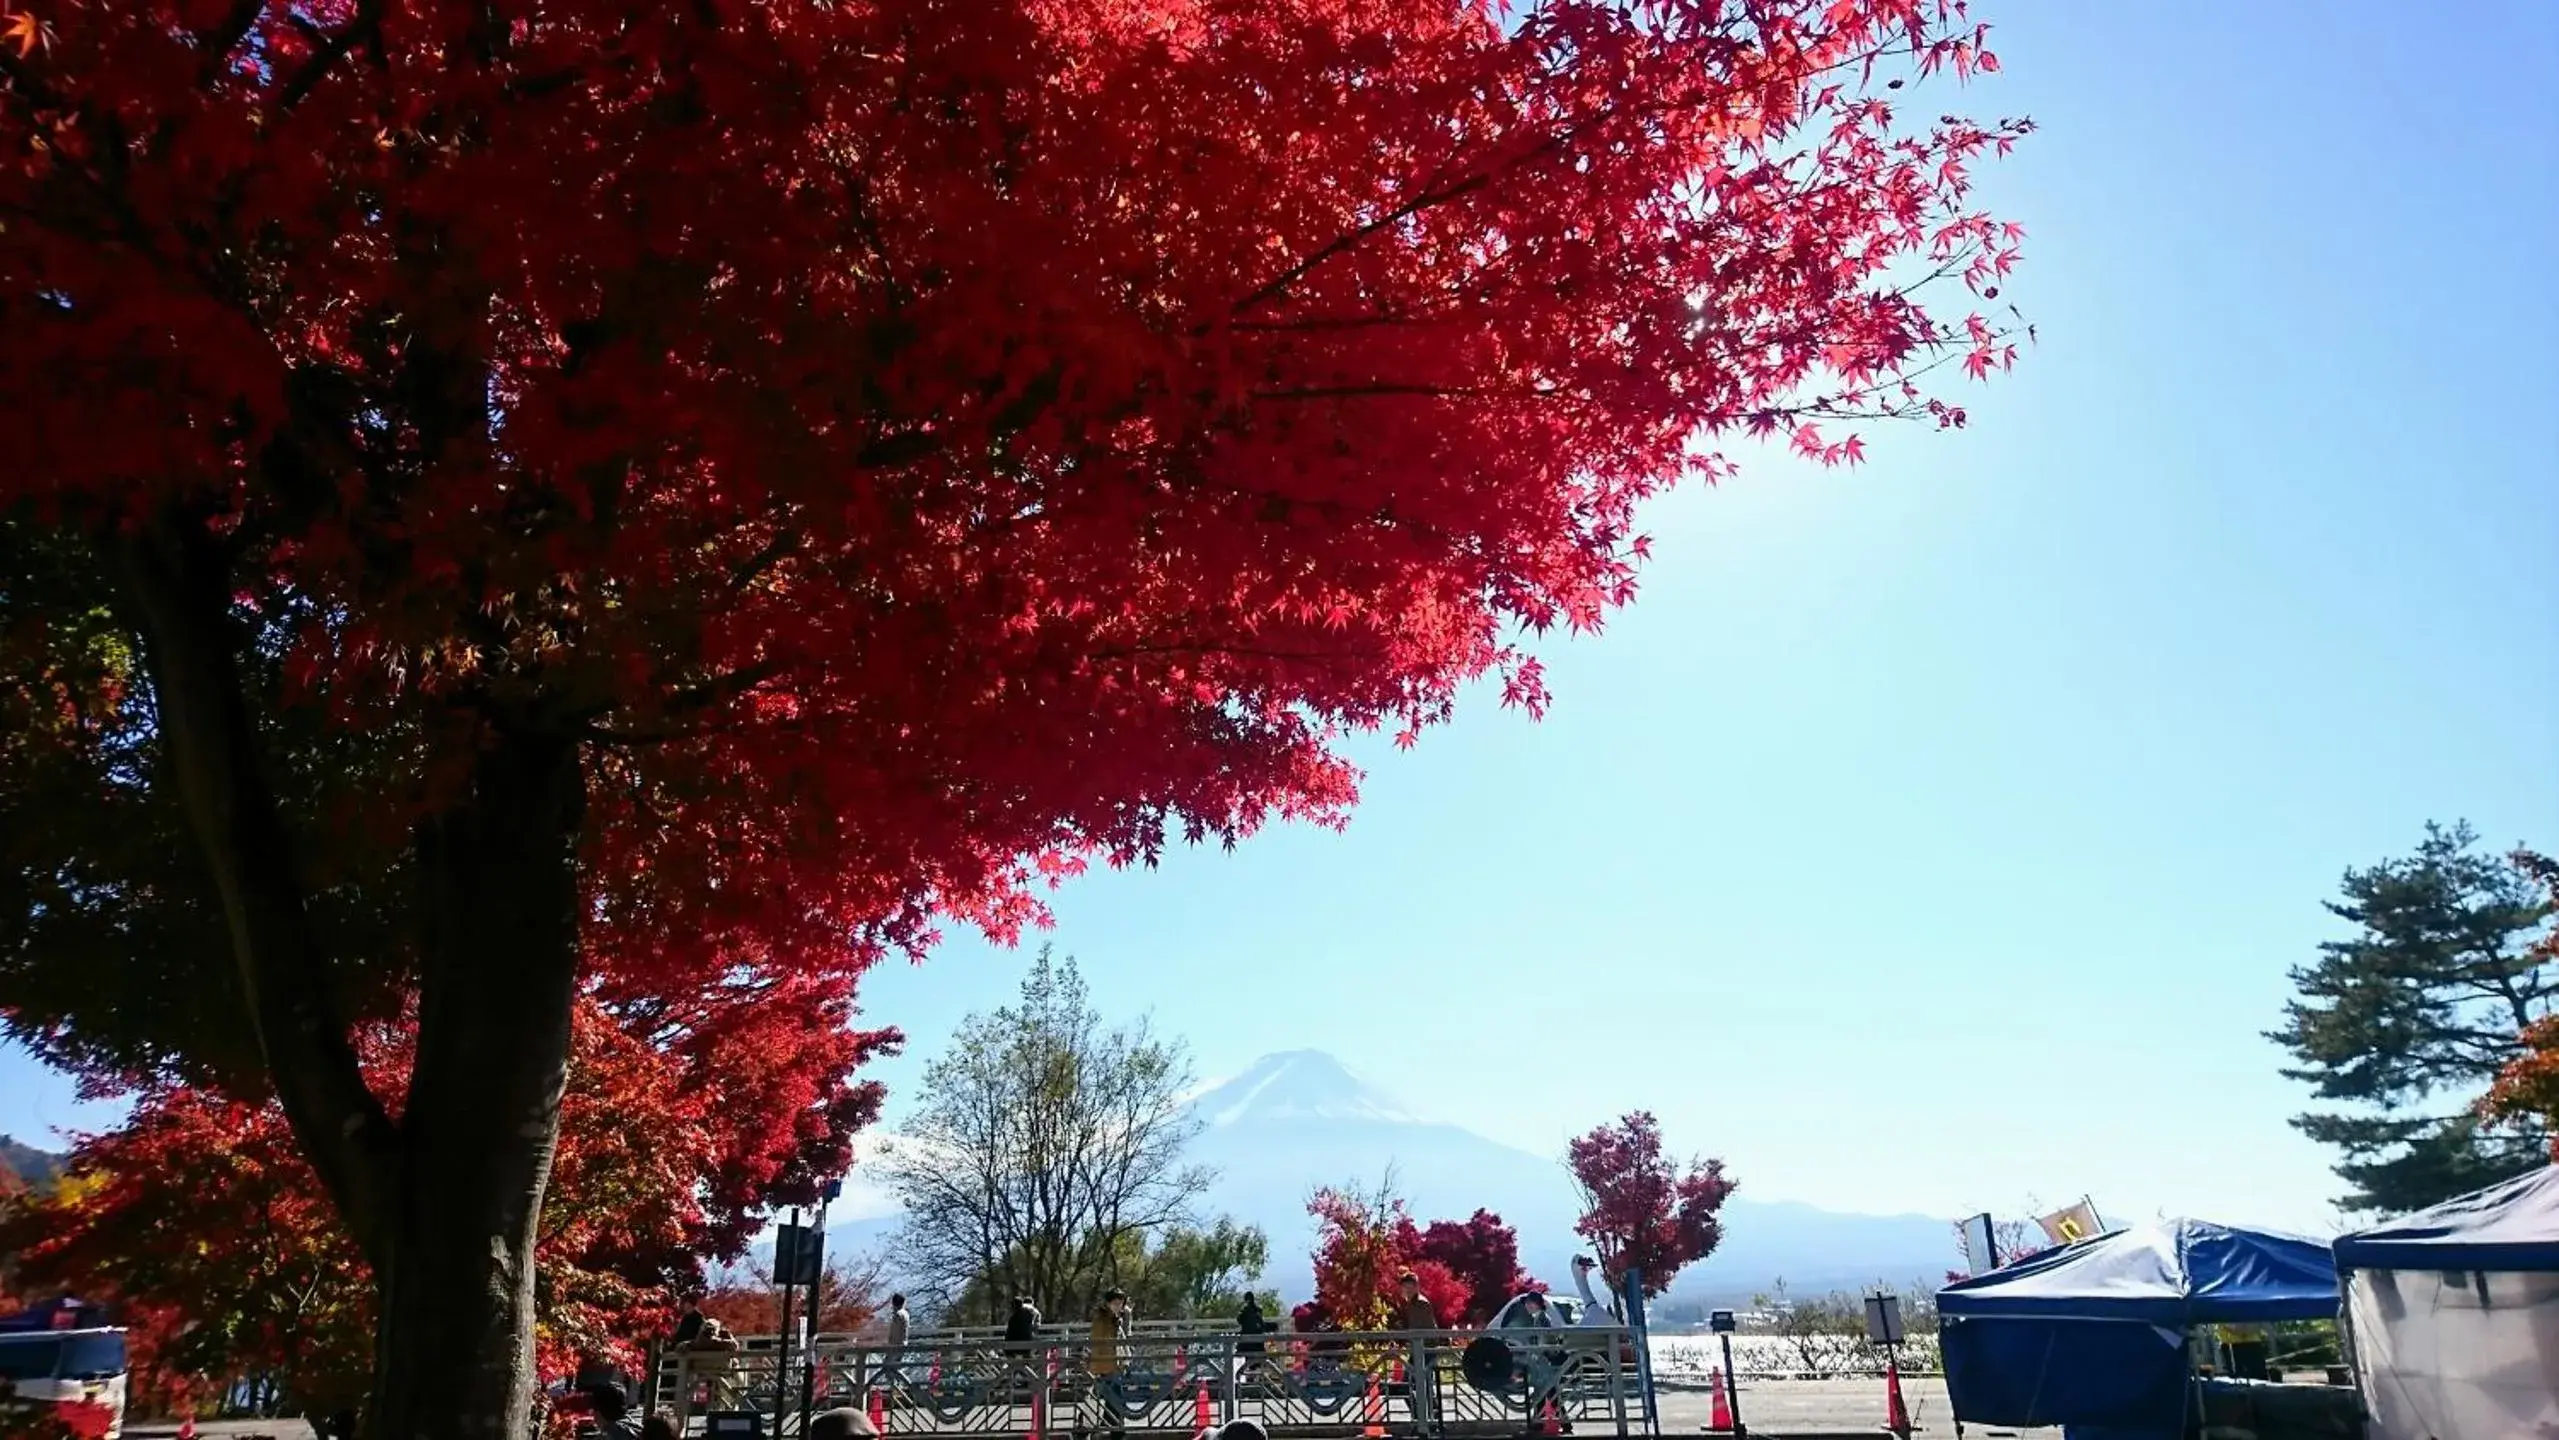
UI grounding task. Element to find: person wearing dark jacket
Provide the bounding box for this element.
[1235,1295,1269,1357]
[586,1384,645,1440]
[1396,1273,1441,1436]
[1006,1296,1043,1344]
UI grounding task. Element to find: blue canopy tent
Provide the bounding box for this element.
[1936,1220,2340,1440]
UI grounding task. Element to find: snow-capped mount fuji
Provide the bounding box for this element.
[1181,1051,1957,1303]
[1190,1050,1425,1128]
[822,1049,1958,1305]
[1181,1051,1582,1295]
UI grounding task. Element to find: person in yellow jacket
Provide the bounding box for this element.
[1090,1289,1129,1374]
[1088,1289,1131,1438]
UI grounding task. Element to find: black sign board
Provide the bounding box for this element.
[774,1223,824,1287]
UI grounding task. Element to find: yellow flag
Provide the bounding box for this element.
[2037,1199,2106,1247]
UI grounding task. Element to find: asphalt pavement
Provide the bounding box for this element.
[1654,1377,2055,1436]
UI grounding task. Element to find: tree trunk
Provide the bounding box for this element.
[367,729,586,1440]
[114,513,591,1438]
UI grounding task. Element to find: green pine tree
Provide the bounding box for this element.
[2271,822,2554,1213]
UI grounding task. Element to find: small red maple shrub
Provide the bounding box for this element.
[1310,1185,1524,1331]
[1566,1112,1735,1299]
[1395,1210,1540,1327]
[1308,1185,1421,1332]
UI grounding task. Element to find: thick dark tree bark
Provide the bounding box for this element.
[371,728,584,1440]
[116,515,589,1440]
[113,517,402,1260]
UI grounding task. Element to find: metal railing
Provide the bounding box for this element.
[655,1327,1642,1438]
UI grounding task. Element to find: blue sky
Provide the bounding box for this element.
[7,2,2556,1241]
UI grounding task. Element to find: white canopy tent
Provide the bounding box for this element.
[2332,1165,2559,1438]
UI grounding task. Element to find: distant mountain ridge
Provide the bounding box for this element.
[1180,1051,1953,1301]
[0,1135,64,1191]
[827,1050,1957,1304]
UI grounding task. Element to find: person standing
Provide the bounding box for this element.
[882,1292,911,1397]
[1089,1289,1130,1437]
[1006,1296,1043,1345]
[1235,1294,1269,1356]
[1396,1273,1441,1437]
[685,1316,744,1410]
[585,1384,645,1440]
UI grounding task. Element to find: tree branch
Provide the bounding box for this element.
[110,511,399,1266]
[274,0,382,114]
[194,0,268,85]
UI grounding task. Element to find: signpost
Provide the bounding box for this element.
[774,1213,805,1434]
[1707,1309,1744,1436]
[1865,1294,1911,1439]
[798,1180,838,1435]
[1862,1294,1905,1348]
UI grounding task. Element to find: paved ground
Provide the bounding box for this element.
[1654,1378,2054,1437]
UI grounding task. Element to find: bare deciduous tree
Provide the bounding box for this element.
[885,949,1212,1322]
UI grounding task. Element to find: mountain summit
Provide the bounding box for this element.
[1188,1050,1422,1129]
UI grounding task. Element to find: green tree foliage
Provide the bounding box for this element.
[2271,823,2555,1212]
[886,951,1214,1321]
[951,1221,1268,1324]
[1126,1220,1271,1320]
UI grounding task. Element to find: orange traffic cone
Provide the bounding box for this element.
[1362,1372,1387,1438]
[1195,1379,1215,1432]
[1884,1355,1911,1437]
[867,1384,888,1434]
[178,1419,197,1440]
[1537,1391,1561,1437]
[1707,1368,1732,1433]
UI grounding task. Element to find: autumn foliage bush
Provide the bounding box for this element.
[1307,1185,1536,1331]
[1396,1210,1542,1328]
[0,989,888,1410]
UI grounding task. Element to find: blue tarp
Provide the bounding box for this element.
[0,1295,109,1332]
[1939,1218,2341,1325]
[1935,1220,2341,1438]
[2330,1163,2559,1273]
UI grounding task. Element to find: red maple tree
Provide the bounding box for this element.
[1566,1112,1735,1299]
[2482,852,2559,1157]
[696,1254,883,1342]
[0,0,2023,1425]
